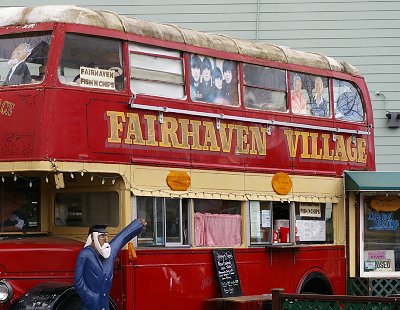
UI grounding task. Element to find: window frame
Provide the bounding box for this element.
[129,43,185,99]
[294,202,334,245]
[57,32,124,91]
[188,53,240,107]
[333,78,365,123]
[53,190,120,228]
[243,63,288,113]
[249,201,295,246]
[136,196,191,248]
[359,193,400,277]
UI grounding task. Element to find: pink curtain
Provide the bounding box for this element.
[194,212,242,247]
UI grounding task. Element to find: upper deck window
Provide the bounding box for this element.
[0,32,51,87]
[129,43,184,99]
[190,54,239,106]
[58,34,124,91]
[290,72,330,117]
[333,79,364,122]
[243,64,287,112]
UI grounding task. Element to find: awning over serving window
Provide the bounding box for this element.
[345,171,400,191]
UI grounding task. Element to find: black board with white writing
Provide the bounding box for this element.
[212,249,242,297]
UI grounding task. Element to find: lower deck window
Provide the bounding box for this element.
[194,199,242,247]
[137,197,189,247]
[0,177,40,231]
[250,201,291,245]
[250,201,333,245]
[295,202,333,244]
[54,192,119,227]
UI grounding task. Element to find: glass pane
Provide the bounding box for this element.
[0,177,40,231]
[273,202,290,243]
[363,195,400,273]
[131,79,185,98]
[250,201,272,244]
[130,42,180,58]
[165,198,181,243]
[295,203,332,244]
[155,197,164,245]
[310,76,330,118]
[54,192,119,227]
[130,54,183,83]
[129,43,184,99]
[137,197,157,246]
[190,54,239,106]
[244,86,287,112]
[243,64,286,91]
[58,34,124,90]
[194,199,242,247]
[290,72,330,117]
[0,32,51,86]
[334,79,364,122]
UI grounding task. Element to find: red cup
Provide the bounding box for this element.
[280,227,289,243]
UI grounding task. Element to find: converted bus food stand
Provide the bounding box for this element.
[0,5,374,309]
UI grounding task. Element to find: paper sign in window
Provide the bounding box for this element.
[80,66,115,90]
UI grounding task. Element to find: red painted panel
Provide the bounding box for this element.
[126,246,345,310]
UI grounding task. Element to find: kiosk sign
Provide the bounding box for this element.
[80,66,116,90]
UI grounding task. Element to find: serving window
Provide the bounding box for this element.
[250,201,292,245]
[295,202,333,244]
[243,64,287,112]
[249,201,333,245]
[129,43,185,99]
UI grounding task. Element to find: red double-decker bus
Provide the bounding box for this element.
[0,5,374,309]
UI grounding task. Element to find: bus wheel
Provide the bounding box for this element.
[299,271,333,295]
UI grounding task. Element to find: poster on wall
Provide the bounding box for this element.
[364,250,395,272]
[296,220,326,242]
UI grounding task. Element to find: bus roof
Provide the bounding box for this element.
[0,5,362,77]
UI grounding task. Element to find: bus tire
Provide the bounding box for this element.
[9,282,118,310]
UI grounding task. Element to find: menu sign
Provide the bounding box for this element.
[212,249,242,297]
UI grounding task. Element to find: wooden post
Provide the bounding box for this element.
[271,288,285,310]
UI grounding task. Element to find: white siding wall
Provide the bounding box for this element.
[3,0,399,170]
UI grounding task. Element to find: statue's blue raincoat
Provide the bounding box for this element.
[74,219,143,310]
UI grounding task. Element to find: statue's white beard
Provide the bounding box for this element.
[8,58,18,66]
[84,232,111,259]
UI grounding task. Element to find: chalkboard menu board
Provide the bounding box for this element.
[212,249,242,297]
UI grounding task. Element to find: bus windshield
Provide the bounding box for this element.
[0,32,51,86]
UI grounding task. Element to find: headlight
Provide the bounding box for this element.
[0,280,13,303]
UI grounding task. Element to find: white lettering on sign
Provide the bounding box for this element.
[299,203,321,218]
[80,66,115,90]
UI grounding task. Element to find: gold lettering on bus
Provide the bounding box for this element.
[106,111,268,156]
[283,129,367,163]
[0,100,15,117]
[105,111,367,162]
[124,113,145,145]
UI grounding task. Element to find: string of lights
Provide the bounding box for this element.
[0,158,343,202]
